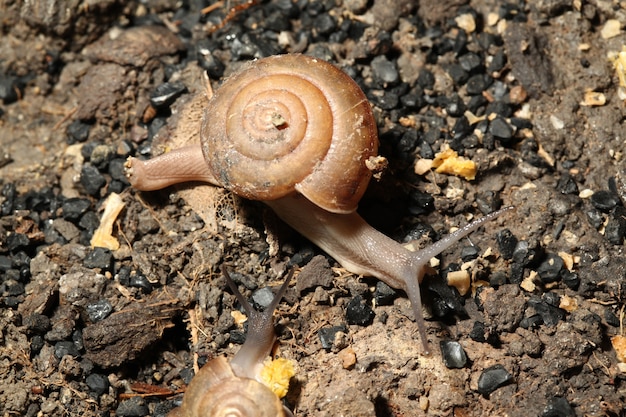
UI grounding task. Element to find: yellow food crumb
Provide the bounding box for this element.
[260,357,296,398]
[432,146,477,180]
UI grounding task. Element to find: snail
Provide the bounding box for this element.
[126,54,512,353]
[168,268,295,417]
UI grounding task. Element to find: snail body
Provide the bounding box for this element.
[126,54,511,352]
[168,270,294,417]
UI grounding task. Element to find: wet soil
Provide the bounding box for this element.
[1,1,626,416]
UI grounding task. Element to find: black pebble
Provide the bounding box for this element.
[0,255,11,271]
[66,120,90,144]
[109,158,129,183]
[466,74,493,95]
[345,295,375,326]
[446,64,468,85]
[80,164,106,196]
[86,299,113,322]
[477,364,513,396]
[605,206,626,245]
[62,198,91,221]
[527,296,565,326]
[458,52,483,72]
[129,273,153,293]
[560,270,580,290]
[84,247,113,271]
[585,207,604,229]
[496,229,517,260]
[440,340,468,368]
[318,325,348,350]
[54,340,80,359]
[512,239,542,266]
[79,211,100,233]
[556,174,579,195]
[314,13,337,36]
[116,397,150,417]
[408,191,434,216]
[590,190,620,212]
[30,335,45,354]
[605,308,620,327]
[542,396,575,417]
[373,281,396,306]
[150,82,187,109]
[536,253,564,283]
[86,373,110,396]
[417,69,435,89]
[460,245,480,262]
[0,74,20,104]
[489,116,514,140]
[7,233,29,252]
[196,42,225,79]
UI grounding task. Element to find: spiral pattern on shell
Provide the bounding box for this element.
[200,54,378,214]
[168,357,287,417]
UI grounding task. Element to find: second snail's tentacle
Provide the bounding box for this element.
[229,269,293,380]
[125,144,219,191]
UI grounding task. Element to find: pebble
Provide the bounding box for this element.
[0,255,11,271]
[295,255,334,294]
[373,281,396,306]
[440,340,468,368]
[527,296,565,326]
[459,52,483,72]
[0,74,21,104]
[150,82,187,109]
[62,198,91,221]
[84,247,113,271]
[66,120,91,144]
[556,174,579,195]
[318,325,348,350]
[460,245,480,261]
[7,233,29,252]
[251,286,274,310]
[196,42,225,79]
[86,373,110,396]
[466,74,493,95]
[80,164,106,196]
[536,253,564,283]
[590,190,620,212]
[477,364,513,396]
[489,116,514,139]
[371,55,399,85]
[116,397,149,417]
[496,229,517,260]
[90,144,115,170]
[129,273,153,293]
[345,295,375,326]
[542,396,575,417]
[86,299,114,322]
[54,340,81,359]
[605,206,626,244]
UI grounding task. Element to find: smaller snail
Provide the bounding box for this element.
[168,269,294,417]
[126,54,512,353]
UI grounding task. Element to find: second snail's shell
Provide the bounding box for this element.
[168,356,287,417]
[200,54,378,214]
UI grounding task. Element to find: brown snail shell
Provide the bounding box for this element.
[200,54,378,214]
[168,356,287,417]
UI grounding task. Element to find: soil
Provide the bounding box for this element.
[1,0,626,416]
